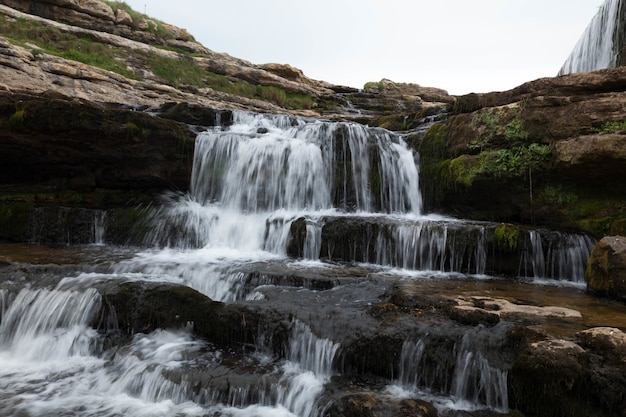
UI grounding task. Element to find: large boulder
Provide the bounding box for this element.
[586,236,626,301]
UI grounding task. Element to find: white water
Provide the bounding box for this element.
[391,329,508,413]
[559,0,622,75]
[0,285,339,417]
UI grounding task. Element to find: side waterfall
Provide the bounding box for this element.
[559,0,624,75]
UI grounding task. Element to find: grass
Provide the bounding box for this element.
[0,16,135,78]
[0,13,314,110]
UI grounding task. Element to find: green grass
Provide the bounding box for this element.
[0,13,314,110]
[0,16,135,78]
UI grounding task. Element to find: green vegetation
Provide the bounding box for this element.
[0,16,135,78]
[593,120,626,133]
[0,13,313,110]
[493,223,520,251]
[470,106,528,150]
[9,108,26,129]
[449,143,551,186]
[364,81,385,92]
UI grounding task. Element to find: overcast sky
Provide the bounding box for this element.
[122,1,603,95]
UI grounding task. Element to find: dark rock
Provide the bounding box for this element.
[97,280,259,348]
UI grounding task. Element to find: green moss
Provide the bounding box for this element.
[0,202,33,242]
[143,52,205,87]
[494,223,520,251]
[504,119,528,141]
[610,218,626,235]
[449,154,480,187]
[470,106,528,150]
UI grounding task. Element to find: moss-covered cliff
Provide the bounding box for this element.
[413,68,626,238]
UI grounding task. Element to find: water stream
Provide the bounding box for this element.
[0,111,608,416]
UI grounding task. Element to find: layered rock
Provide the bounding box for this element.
[417,67,626,236]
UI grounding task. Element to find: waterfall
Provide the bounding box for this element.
[143,111,422,253]
[0,288,101,360]
[393,330,508,413]
[221,319,339,417]
[521,230,596,283]
[559,0,623,75]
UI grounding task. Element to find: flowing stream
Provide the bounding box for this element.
[0,111,604,416]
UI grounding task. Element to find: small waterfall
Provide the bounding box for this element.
[303,219,323,260]
[93,210,107,244]
[275,320,340,417]
[559,0,623,75]
[521,230,596,282]
[0,288,101,360]
[394,330,508,413]
[222,319,340,417]
[451,335,508,412]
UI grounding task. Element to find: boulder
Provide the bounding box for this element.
[114,7,132,26]
[586,236,626,301]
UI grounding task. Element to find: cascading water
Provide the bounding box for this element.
[0,110,601,416]
[390,326,509,414]
[559,0,624,75]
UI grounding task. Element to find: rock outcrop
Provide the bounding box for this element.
[0,1,451,121]
[417,67,626,236]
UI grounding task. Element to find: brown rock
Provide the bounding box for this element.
[576,327,626,358]
[586,236,626,301]
[114,7,132,26]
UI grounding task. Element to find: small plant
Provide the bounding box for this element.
[593,120,626,133]
[504,119,528,142]
[9,108,26,129]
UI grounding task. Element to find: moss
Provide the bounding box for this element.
[448,154,480,187]
[610,218,626,235]
[0,202,33,242]
[494,223,520,252]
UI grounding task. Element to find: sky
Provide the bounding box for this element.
[122,1,604,95]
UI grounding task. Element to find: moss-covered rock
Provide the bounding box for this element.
[0,202,32,242]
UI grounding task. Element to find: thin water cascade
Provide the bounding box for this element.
[392,328,509,413]
[559,0,623,75]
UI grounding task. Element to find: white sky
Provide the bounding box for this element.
[122,1,603,95]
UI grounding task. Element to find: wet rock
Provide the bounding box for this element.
[451,296,582,324]
[324,392,437,417]
[586,236,626,301]
[98,281,259,348]
[576,326,626,360]
[509,332,626,417]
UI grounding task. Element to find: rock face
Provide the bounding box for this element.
[417,67,626,236]
[586,236,626,301]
